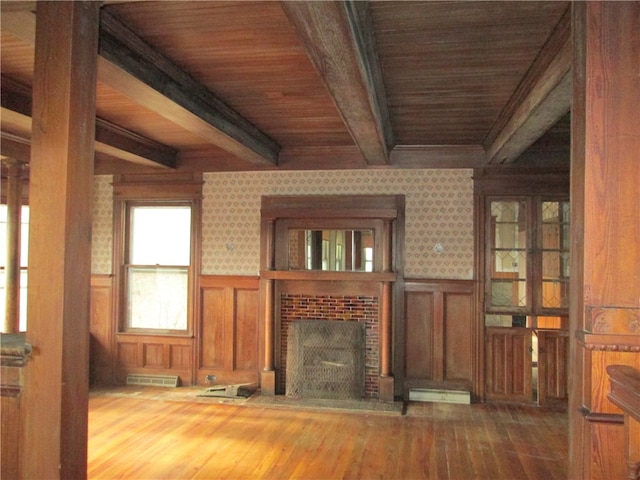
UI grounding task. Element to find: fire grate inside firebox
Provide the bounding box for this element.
[286,320,365,400]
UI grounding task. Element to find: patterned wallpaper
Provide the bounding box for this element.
[92,169,474,279]
[91,176,113,274]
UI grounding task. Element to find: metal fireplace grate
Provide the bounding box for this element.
[286,320,365,400]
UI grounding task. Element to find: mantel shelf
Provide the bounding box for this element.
[260,270,397,282]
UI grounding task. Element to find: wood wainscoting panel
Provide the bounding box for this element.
[115,335,193,385]
[142,343,164,368]
[404,290,434,380]
[200,286,226,370]
[404,279,475,397]
[1,395,20,479]
[90,275,114,386]
[198,276,260,385]
[444,292,474,383]
[234,287,260,371]
[170,345,192,370]
[588,420,626,480]
[116,342,139,368]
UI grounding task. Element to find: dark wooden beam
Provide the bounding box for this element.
[94,121,177,169]
[1,75,177,168]
[1,9,279,167]
[281,1,393,166]
[98,10,280,166]
[484,7,572,165]
[391,145,487,169]
[0,132,31,163]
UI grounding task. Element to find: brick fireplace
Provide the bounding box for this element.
[279,293,380,399]
[259,194,404,403]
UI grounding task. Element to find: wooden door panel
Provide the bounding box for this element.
[537,329,568,406]
[486,326,532,403]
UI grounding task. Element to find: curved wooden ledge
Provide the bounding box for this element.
[608,365,640,423]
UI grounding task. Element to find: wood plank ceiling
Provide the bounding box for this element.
[0,0,571,175]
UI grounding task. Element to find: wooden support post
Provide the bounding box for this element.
[21,2,99,479]
[378,219,394,401]
[2,159,24,333]
[569,2,640,479]
[260,218,276,394]
[379,281,394,401]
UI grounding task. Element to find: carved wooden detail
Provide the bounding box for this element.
[588,307,640,335]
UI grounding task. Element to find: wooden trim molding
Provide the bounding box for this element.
[608,365,640,423]
[576,330,640,352]
[579,406,624,425]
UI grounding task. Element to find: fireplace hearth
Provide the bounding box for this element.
[286,320,365,400]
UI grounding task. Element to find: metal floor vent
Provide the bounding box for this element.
[126,374,180,388]
[409,388,471,405]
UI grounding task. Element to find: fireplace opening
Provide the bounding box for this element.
[286,320,365,400]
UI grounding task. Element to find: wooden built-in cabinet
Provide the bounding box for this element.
[474,168,571,404]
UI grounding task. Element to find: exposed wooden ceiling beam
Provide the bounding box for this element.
[98,10,280,166]
[391,145,487,169]
[282,1,393,166]
[0,132,31,163]
[483,7,572,165]
[1,75,177,168]
[1,9,279,167]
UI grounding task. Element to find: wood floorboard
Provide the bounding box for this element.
[87,389,568,480]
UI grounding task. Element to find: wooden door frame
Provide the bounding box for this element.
[473,167,569,401]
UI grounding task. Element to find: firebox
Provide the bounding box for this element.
[286,320,365,400]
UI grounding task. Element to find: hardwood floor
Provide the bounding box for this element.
[88,389,567,479]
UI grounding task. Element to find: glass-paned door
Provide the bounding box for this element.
[488,200,528,311]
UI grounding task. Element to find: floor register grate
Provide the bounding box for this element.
[126,374,180,388]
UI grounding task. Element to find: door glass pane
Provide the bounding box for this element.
[489,201,527,308]
[541,201,570,308]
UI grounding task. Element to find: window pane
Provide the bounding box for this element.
[0,205,29,268]
[127,267,188,330]
[0,270,28,332]
[130,206,191,265]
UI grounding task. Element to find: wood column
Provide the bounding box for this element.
[569,2,640,479]
[378,218,394,401]
[2,159,24,333]
[260,218,276,394]
[21,2,99,479]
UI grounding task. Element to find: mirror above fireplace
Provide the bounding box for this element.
[288,229,374,271]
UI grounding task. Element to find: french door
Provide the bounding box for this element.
[483,197,569,404]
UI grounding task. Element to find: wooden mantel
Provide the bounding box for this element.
[259,195,405,402]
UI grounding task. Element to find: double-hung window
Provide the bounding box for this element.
[0,204,29,331]
[124,204,192,331]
